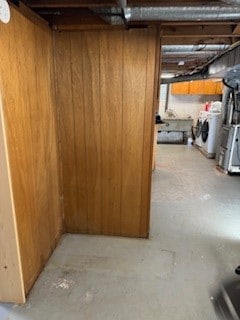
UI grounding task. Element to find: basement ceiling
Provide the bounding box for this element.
[19,0,240,77]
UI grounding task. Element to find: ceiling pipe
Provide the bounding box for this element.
[117,0,127,8]
[164,41,240,83]
[117,0,132,22]
[162,59,202,63]
[163,51,219,56]
[161,71,208,84]
[162,45,230,53]
[92,7,123,24]
[220,0,240,5]
[123,6,240,22]
[93,6,240,25]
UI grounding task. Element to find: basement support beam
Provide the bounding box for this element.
[162,25,235,38]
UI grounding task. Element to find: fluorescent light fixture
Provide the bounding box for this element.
[178,61,185,66]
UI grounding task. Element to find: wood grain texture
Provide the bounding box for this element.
[100,30,123,235]
[82,32,102,234]
[0,8,62,297]
[55,28,157,237]
[188,80,203,95]
[70,32,88,232]
[55,32,80,232]
[0,94,25,304]
[171,81,190,95]
[121,29,148,236]
[171,80,223,95]
[216,82,223,95]
[203,79,217,95]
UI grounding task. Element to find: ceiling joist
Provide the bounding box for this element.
[20,0,240,76]
[162,25,235,38]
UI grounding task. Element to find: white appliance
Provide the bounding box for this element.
[209,101,222,113]
[218,125,240,173]
[201,112,222,157]
[195,111,209,147]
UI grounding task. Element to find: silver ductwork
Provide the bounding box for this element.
[93,6,240,25]
[220,0,240,5]
[163,59,198,63]
[163,51,218,56]
[162,72,207,84]
[123,6,240,22]
[162,45,230,53]
[92,7,123,25]
[117,0,127,8]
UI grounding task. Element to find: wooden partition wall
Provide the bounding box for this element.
[0,7,159,303]
[55,28,158,238]
[0,8,62,302]
[0,93,24,303]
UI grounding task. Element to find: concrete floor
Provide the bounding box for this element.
[1,145,240,320]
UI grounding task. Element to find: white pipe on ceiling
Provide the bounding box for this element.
[123,6,240,22]
[162,45,230,53]
[220,0,240,5]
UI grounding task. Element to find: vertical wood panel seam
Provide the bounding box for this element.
[120,30,124,236]
[81,31,88,232]
[52,31,65,233]
[99,31,103,234]
[80,31,89,233]
[69,32,81,230]
[24,23,41,274]
[33,24,47,254]
[10,21,30,287]
[99,30,101,234]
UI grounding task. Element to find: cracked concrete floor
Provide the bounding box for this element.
[1,145,240,320]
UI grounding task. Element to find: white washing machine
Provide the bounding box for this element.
[201,112,222,157]
[195,111,209,147]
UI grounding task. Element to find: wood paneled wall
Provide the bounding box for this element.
[0,94,25,303]
[55,28,157,237]
[0,7,62,298]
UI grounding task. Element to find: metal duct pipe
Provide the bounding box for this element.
[92,7,123,25]
[162,45,230,53]
[123,6,240,22]
[117,0,131,21]
[161,71,207,84]
[163,59,199,63]
[163,51,218,57]
[220,0,240,5]
[117,0,127,8]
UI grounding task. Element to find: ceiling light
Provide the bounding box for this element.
[178,61,185,66]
